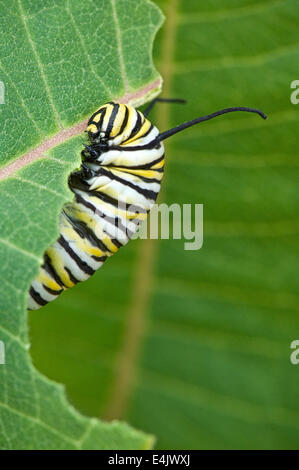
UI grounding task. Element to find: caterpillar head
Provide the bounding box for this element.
[83,101,162,166]
[86,102,157,147]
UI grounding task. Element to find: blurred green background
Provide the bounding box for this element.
[29,0,299,449]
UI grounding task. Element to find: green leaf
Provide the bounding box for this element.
[29,0,299,449]
[0,0,163,450]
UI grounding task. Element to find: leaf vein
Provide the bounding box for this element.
[110,0,130,94]
[0,238,41,262]
[17,0,63,129]
[65,0,112,97]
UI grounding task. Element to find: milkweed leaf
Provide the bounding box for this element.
[0,0,163,450]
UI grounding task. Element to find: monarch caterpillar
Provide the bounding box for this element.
[28,99,266,310]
